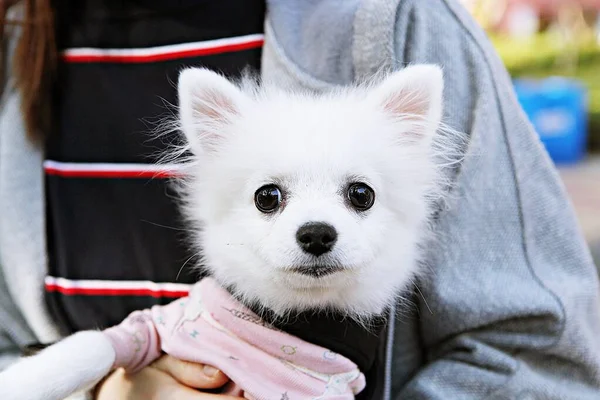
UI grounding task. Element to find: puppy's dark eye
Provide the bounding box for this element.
[255,185,282,213]
[347,183,375,211]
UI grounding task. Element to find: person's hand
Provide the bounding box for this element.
[95,354,242,399]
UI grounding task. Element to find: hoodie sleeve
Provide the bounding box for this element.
[389,0,600,398]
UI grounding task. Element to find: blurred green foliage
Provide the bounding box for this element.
[491,33,600,150]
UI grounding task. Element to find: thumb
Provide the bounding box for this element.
[150,355,230,389]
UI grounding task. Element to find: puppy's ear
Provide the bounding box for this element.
[369,65,444,144]
[178,68,247,155]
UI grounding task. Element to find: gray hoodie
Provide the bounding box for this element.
[1,0,599,398]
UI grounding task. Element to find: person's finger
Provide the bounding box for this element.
[150,355,230,389]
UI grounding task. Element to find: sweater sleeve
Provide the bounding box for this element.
[103,309,164,374]
[103,295,190,374]
[391,1,600,398]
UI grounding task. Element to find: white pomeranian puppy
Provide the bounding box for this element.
[177,64,447,319]
[0,64,453,400]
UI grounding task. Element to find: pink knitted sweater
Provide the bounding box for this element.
[103,277,366,399]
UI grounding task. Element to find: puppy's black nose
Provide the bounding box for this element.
[296,222,337,257]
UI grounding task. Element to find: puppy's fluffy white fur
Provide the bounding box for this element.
[176,65,450,320]
[0,331,115,400]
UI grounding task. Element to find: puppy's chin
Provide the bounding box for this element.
[274,266,354,293]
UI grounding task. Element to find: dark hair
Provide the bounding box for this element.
[0,0,57,141]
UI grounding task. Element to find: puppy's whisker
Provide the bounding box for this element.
[414,284,433,315]
[140,219,193,232]
[176,252,201,281]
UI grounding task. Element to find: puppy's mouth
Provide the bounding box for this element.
[288,265,345,278]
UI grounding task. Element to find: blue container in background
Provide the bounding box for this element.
[514,77,588,165]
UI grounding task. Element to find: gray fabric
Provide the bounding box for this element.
[389,2,600,398]
[0,88,62,345]
[266,0,359,85]
[0,0,599,398]
[263,0,600,399]
[0,263,36,372]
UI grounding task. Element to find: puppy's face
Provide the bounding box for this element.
[177,66,444,318]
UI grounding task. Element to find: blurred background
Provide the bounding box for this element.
[461,0,600,267]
